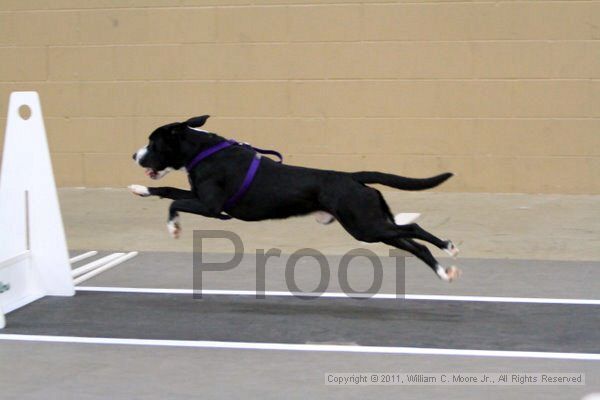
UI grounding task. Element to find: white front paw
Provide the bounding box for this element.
[167,217,181,239]
[128,184,150,197]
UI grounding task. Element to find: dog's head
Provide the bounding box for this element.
[132,115,210,179]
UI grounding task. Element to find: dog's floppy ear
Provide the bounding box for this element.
[186,115,210,128]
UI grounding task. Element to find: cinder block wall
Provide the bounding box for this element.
[0,1,598,193]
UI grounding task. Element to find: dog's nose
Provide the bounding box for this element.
[132,153,137,161]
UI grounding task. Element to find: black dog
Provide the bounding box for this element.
[130,115,461,281]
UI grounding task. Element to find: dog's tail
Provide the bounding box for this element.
[351,171,453,191]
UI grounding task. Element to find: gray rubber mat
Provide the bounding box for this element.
[69,251,600,299]
[4,291,600,353]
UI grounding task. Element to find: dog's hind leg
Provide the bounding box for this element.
[328,183,454,246]
[333,188,458,256]
[338,205,455,254]
[369,189,457,255]
[384,237,461,282]
[392,223,459,256]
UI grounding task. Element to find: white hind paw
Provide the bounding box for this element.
[444,241,460,257]
[436,265,462,282]
[446,266,462,281]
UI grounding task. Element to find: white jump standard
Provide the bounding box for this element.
[0,92,137,329]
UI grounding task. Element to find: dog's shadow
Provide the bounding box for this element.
[200,297,464,323]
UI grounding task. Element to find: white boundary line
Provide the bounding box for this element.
[76,286,600,305]
[0,334,598,360]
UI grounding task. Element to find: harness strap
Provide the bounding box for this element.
[243,145,283,163]
[185,138,283,219]
[223,154,262,212]
[186,140,234,172]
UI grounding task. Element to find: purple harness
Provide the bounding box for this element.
[186,138,283,218]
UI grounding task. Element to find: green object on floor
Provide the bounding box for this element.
[0,282,10,293]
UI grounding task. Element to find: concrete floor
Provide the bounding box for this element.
[60,188,600,261]
[2,342,598,400]
[1,188,599,400]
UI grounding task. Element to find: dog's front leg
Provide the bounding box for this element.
[167,199,228,239]
[129,185,195,200]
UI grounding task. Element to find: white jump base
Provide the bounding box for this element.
[0,92,137,329]
[71,251,138,286]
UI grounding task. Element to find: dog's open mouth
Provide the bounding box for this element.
[144,167,172,180]
[145,168,159,179]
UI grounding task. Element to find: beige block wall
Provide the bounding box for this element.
[0,1,599,193]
